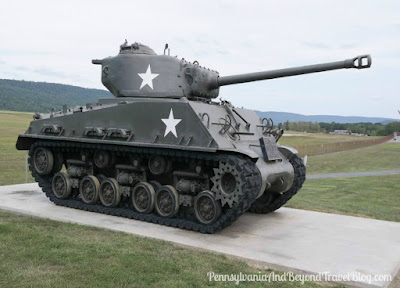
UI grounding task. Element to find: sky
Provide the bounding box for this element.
[0,0,399,119]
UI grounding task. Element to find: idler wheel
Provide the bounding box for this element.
[132,182,155,213]
[155,185,179,218]
[33,147,54,175]
[99,178,121,207]
[80,175,100,204]
[52,172,72,199]
[194,191,222,225]
[94,150,111,169]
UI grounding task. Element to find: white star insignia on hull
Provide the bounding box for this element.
[161,109,182,137]
[138,64,159,90]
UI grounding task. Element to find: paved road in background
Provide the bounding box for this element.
[308,170,400,179]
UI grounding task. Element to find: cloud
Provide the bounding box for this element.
[339,43,358,50]
[0,49,54,56]
[33,67,67,78]
[173,37,187,44]
[216,49,229,55]
[0,0,398,118]
[15,66,29,71]
[193,50,208,57]
[301,41,331,50]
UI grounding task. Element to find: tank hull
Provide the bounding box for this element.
[17,98,305,233]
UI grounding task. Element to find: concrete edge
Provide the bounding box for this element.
[0,206,385,288]
[387,265,400,288]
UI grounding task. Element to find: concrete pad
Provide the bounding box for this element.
[1,183,399,288]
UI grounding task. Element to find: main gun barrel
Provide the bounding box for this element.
[214,55,371,89]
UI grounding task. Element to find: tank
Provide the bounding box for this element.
[16,41,372,233]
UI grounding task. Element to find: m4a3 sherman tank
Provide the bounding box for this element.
[16,41,371,233]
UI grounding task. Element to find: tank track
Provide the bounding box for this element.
[249,154,306,214]
[29,141,261,233]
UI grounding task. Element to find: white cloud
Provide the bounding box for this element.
[0,0,399,118]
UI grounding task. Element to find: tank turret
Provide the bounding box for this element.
[93,41,371,100]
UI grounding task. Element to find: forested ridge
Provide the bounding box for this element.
[0,79,111,113]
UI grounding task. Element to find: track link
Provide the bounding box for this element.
[249,154,306,214]
[29,141,261,233]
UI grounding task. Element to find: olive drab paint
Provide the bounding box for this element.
[16,41,371,232]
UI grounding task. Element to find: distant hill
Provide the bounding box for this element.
[0,79,112,113]
[0,79,396,124]
[256,111,397,125]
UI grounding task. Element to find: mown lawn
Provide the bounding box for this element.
[0,110,34,185]
[279,131,381,147]
[305,143,400,175]
[0,211,337,288]
[286,175,400,222]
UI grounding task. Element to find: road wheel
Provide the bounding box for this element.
[132,182,155,213]
[99,178,121,207]
[52,172,72,199]
[33,147,54,175]
[194,191,222,225]
[80,175,100,204]
[155,185,179,218]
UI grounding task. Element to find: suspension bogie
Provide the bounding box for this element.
[30,143,263,232]
[45,146,222,222]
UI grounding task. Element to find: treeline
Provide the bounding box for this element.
[277,121,400,136]
[0,79,112,113]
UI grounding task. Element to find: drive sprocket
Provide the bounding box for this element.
[210,159,244,207]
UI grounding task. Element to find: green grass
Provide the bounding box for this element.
[0,110,34,185]
[0,211,336,288]
[286,175,400,222]
[279,132,381,147]
[306,143,400,175]
[279,132,387,157]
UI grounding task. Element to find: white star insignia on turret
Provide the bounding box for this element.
[138,64,159,90]
[161,109,182,137]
